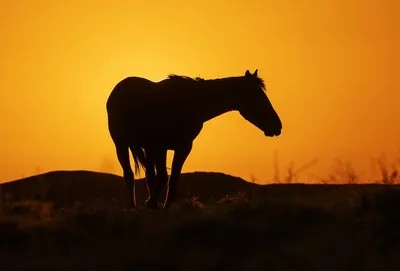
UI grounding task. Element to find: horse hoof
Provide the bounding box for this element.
[125,203,136,211]
[145,200,158,210]
[163,202,171,209]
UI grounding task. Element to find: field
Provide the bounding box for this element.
[1,171,400,270]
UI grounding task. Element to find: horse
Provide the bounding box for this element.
[106,69,282,209]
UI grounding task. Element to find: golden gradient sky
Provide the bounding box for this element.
[1,0,399,183]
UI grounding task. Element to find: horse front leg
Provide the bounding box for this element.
[163,143,192,209]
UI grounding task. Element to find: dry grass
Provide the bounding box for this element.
[275,155,400,185]
[1,156,399,270]
[1,184,400,271]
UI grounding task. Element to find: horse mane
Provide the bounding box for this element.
[167,74,205,83]
[166,73,266,92]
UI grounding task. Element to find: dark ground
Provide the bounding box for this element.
[1,171,400,271]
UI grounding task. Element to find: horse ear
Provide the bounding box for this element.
[245,70,251,76]
[253,69,258,77]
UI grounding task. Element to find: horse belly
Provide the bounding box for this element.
[133,119,203,150]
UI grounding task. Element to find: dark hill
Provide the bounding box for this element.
[0,171,259,207]
[2,170,400,210]
[2,172,400,270]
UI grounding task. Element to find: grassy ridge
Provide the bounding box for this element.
[1,171,400,270]
[0,171,256,208]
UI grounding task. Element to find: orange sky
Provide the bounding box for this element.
[1,0,399,183]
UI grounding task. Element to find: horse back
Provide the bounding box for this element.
[107,76,201,142]
[107,77,156,109]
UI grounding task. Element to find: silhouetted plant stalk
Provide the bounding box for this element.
[249,174,257,184]
[315,155,399,184]
[377,154,399,184]
[273,151,319,184]
[0,184,3,215]
[327,159,359,184]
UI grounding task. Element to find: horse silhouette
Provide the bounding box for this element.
[106,69,282,209]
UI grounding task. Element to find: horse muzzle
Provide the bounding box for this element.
[264,129,281,137]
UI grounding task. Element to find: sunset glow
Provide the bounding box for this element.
[1,0,399,183]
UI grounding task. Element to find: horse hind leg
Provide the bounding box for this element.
[115,144,136,208]
[143,148,158,209]
[154,149,168,203]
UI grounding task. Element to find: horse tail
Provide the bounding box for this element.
[131,147,146,176]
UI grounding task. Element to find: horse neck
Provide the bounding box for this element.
[195,78,239,123]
